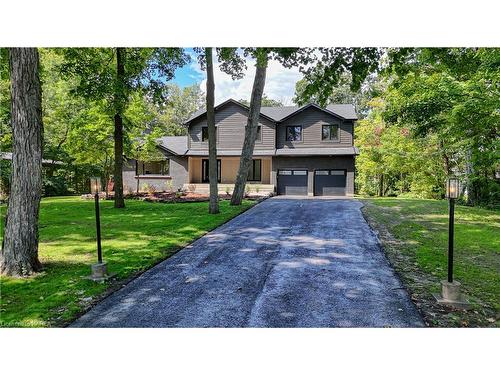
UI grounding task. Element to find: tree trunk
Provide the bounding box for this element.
[465,148,477,205]
[206,48,219,214]
[378,174,384,197]
[1,48,43,276]
[230,51,268,206]
[113,47,126,208]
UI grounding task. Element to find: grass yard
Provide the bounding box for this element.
[0,196,255,327]
[361,197,499,327]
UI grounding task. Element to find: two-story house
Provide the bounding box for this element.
[122,99,359,196]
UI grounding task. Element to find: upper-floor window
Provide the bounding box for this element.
[256,125,262,142]
[322,124,339,141]
[286,126,302,142]
[201,126,217,142]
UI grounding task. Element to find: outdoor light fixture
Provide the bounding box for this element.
[87,177,112,281]
[446,177,459,199]
[434,177,469,308]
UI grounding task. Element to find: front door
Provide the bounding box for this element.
[202,159,221,183]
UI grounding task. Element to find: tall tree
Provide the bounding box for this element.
[60,48,189,208]
[231,49,269,205]
[205,47,219,214]
[113,47,126,207]
[1,48,43,276]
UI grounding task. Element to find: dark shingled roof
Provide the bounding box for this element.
[156,136,188,155]
[261,104,357,121]
[184,98,358,124]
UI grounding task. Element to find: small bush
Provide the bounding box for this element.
[43,175,68,197]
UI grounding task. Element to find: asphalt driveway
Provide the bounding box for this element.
[72,197,424,327]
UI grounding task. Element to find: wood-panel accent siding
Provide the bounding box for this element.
[277,107,353,149]
[188,102,275,151]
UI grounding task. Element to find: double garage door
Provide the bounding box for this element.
[277,169,346,196]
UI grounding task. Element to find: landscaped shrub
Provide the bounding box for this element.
[43,175,68,196]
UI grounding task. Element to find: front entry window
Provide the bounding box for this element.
[247,159,262,181]
[202,159,221,183]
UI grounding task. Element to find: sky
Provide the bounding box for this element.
[171,49,303,105]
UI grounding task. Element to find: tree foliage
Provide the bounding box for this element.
[383,48,500,206]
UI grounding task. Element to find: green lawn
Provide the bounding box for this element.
[0,197,255,327]
[361,197,499,327]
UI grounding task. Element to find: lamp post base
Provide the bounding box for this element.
[433,280,471,309]
[86,262,115,282]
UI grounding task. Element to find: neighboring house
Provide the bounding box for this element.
[123,99,359,196]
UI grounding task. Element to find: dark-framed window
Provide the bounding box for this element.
[137,159,170,175]
[256,125,262,142]
[201,126,217,142]
[202,159,221,183]
[321,124,339,141]
[247,159,262,181]
[286,126,302,141]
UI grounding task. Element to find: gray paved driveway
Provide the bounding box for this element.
[72,197,424,327]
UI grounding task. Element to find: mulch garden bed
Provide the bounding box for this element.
[81,191,270,203]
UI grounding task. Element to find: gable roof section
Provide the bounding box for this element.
[184,98,275,125]
[184,99,357,125]
[156,136,188,155]
[262,103,357,122]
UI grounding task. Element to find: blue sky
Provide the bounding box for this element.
[171,64,203,87]
[171,49,205,87]
[170,49,303,105]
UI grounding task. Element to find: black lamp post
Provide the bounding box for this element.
[88,177,111,281]
[434,177,469,308]
[446,177,459,282]
[90,177,102,264]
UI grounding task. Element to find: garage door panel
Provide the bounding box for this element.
[278,170,308,196]
[314,170,346,196]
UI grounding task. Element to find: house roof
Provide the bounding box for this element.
[261,103,358,121]
[184,147,359,157]
[184,98,357,125]
[156,136,188,155]
[1,152,64,166]
[274,147,359,156]
[185,149,276,157]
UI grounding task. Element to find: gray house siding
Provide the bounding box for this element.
[277,106,353,149]
[188,101,275,151]
[271,156,355,196]
[122,152,188,193]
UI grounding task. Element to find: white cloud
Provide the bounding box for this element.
[195,52,303,106]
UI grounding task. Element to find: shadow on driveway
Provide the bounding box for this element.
[72,197,424,327]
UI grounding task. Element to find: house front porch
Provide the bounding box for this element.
[185,156,274,195]
[182,183,274,195]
